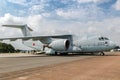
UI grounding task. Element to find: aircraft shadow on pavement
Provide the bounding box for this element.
[57,53,120,57]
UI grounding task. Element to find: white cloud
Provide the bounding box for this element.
[29,5,44,14]
[7,0,27,5]
[56,9,87,19]
[30,5,43,11]
[55,4,104,21]
[0,13,25,24]
[113,0,120,11]
[76,0,111,3]
[41,13,50,17]
[77,0,99,3]
[28,0,49,15]
[77,0,112,4]
[0,13,120,45]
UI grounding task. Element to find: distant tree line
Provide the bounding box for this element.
[0,42,15,53]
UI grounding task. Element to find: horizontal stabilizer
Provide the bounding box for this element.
[2,24,33,31]
[2,24,33,36]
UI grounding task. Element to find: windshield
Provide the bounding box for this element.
[98,37,109,40]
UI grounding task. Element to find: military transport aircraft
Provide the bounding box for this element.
[0,24,117,55]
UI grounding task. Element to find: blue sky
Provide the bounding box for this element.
[0,0,120,20]
[0,0,120,48]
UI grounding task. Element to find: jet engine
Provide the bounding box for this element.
[49,39,70,51]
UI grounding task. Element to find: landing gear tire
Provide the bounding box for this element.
[91,52,94,55]
[99,52,105,56]
[54,52,58,56]
[47,52,58,56]
[60,53,68,55]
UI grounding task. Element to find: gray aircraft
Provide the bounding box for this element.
[0,24,117,55]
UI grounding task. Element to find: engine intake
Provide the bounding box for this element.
[49,39,70,51]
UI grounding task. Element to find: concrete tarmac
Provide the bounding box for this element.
[0,53,94,73]
[15,52,119,80]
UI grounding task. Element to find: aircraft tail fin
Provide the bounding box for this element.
[2,24,33,37]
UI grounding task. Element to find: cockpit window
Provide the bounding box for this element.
[104,37,109,40]
[98,37,109,40]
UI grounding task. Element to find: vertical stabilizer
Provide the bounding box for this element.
[2,24,33,37]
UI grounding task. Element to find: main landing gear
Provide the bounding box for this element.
[99,52,105,56]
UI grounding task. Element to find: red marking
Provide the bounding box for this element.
[33,43,35,46]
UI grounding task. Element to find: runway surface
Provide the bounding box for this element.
[0,53,93,73]
[17,52,119,80]
[0,52,119,80]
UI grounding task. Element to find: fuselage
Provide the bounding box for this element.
[23,36,116,54]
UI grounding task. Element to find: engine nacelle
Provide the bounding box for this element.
[49,39,70,51]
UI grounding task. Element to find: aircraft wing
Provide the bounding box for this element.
[0,35,72,44]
